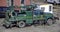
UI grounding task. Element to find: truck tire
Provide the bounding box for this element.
[47,19,53,25]
[18,21,26,28]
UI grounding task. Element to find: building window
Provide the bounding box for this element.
[21,0,24,4]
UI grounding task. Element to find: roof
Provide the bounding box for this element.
[40,4,53,6]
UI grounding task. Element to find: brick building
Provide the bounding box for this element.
[0,0,31,12]
[0,0,7,6]
[0,0,31,7]
[0,0,32,17]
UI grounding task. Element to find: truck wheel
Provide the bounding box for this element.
[47,19,53,25]
[18,21,26,28]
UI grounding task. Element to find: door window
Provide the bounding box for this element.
[49,6,51,11]
[33,9,41,15]
[41,7,45,12]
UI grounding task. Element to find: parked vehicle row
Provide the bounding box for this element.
[44,0,60,4]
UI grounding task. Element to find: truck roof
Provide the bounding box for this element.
[40,4,53,6]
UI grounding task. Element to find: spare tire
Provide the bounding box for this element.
[18,21,26,28]
[47,19,53,25]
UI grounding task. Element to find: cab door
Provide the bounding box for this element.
[26,10,33,24]
[33,9,45,20]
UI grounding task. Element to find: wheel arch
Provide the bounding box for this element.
[47,17,53,20]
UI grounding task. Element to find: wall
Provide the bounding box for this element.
[24,0,31,5]
[0,0,7,7]
[14,0,31,6]
[0,0,31,11]
[0,0,31,6]
[14,0,31,10]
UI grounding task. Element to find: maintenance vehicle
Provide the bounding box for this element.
[2,5,59,28]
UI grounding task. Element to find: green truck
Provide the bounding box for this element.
[2,5,59,28]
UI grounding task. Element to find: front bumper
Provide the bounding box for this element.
[54,17,59,20]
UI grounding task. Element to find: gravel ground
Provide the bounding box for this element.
[0,18,59,32]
